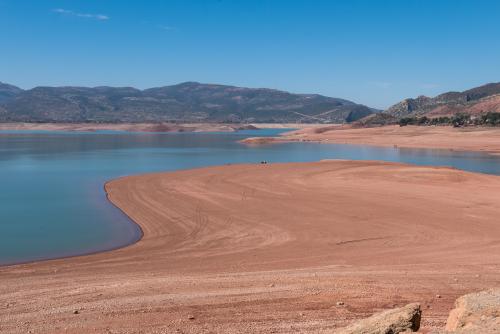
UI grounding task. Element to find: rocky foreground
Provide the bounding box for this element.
[338,289,499,333]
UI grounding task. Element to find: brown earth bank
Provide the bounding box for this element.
[241,125,500,154]
[0,122,262,133]
[1,161,500,333]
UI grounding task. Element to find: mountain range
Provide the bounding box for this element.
[2,81,499,125]
[0,82,376,123]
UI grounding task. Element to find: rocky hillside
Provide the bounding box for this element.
[385,82,500,118]
[0,82,376,123]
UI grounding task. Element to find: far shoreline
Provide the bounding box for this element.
[241,124,500,155]
[11,121,500,156]
[0,122,324,133]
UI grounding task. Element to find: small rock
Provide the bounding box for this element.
[436,294,441,299]
[73,310,79,314]
[187,315,195,320]
[336,301,345,306]
[269,283,275,288]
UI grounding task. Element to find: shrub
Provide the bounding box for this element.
[399,117,417,126]
[481,112,500,125]
[451,113,471,127]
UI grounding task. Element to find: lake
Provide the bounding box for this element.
[1,129,500,265]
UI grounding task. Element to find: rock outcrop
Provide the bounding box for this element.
[385,82,500,118]
[336,303,421,334]
[445,289,500,333]
[336,289,500,334]
[385,96,433,118]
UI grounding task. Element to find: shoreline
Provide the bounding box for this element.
[0,182,144,268]
[241,125,500,155]
[0,122,321,133]
[2,160,500,332]
[0,122,254,133]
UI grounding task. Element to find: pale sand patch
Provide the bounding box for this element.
[1,160,500,333]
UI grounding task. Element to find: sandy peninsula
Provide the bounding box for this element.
[242,125,500,154]
[1,160,500,333]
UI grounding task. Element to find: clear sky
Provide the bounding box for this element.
[1,0,499,109]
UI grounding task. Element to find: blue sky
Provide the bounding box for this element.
[1,0,499,109]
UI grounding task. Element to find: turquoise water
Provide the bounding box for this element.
[1,129,500,266]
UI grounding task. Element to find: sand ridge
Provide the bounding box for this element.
[1,160,500,333]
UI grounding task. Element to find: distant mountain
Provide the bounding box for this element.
[0,82,23,103]
[0,82,377,123]
[385,82,500,118]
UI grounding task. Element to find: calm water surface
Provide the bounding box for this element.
[1,129,500,265]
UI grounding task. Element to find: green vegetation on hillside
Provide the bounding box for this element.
[399,112,500,127]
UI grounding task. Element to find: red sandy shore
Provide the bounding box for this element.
[241,125,500,154]
[1,160,500,333]
[0,122,257,133]
[0,122,321,132]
